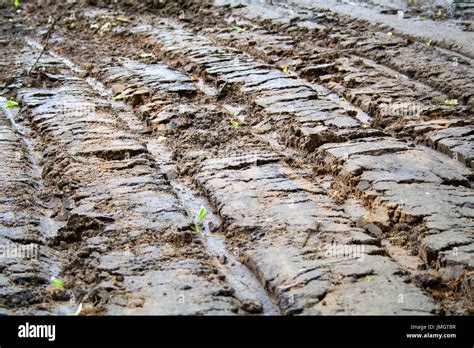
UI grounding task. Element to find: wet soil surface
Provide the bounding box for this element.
[0,0,472,315]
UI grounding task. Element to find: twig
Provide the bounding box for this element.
[28,16,61,75]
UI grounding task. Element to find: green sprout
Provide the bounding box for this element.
[51,277,64,287]
[191,206,207,233]
[444,99,458,106]
[113,93,125,101]
[228,110,240,129]
[4,99,19,108]
[281,64,288,73]
[387,32,393,37]
[363,213,369,221]
[232,26,244,32]
[365,275,377,282]
[14,0,20,8]
[198,206,207,221]
[229,119,239,129]
[426,39,433,46]
[417,16,425,21]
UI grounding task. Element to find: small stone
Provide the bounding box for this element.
[241,299,263,314]
[164,168,178,180]
[90,251,101,258]
[47,286,70,302]
[180,284,192,290]
[219,255,227,264]
[99,280,116,291]
[208,221,219,233]
[99,271,109,280]
[78,70,89,78]
[365,223,383,238]
[112,84,126,95]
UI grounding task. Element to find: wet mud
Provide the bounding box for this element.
[0,0,472,315]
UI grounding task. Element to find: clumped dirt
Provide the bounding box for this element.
[0,0,472,316]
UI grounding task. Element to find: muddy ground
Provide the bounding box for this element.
[0,0,472,316]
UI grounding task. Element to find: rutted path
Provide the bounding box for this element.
[17,15,444,315]
[0,97,62,314]
[152,1,474,169]
[1,42,278,315]
[89,12,473,283]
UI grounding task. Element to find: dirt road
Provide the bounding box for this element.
[0,0,472,315]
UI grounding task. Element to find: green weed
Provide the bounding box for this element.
[113,93,125,101]
[4,99,19,108]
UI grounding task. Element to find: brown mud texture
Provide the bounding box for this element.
[0,0,472,316]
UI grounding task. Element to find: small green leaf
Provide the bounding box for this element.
[4,100,19,108]
[191,223,201,233]
[363,213,369,221]
[198,206,207,221]
[365,275,377,282]
[229,110,240,117]
[229,119,239,129]
[281,64,288,73]
[444,99,458,106]
[51,277,64,287]
[232,26,244,32]
[417,16,425,21]
[14,0,20,8]
[113,93,125,101]
[426,39,433,46]
[387,31,393,37]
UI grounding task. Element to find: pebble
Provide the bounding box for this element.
[241,299,263,314]
[219,255,227,264]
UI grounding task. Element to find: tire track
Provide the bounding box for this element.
[159,1,474,169]
[20,14,449,314]
[1,43,253,315]
[0,97,62,314]
[62,11,472,313]
[3,3,472,314]
[210,0,474,106]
